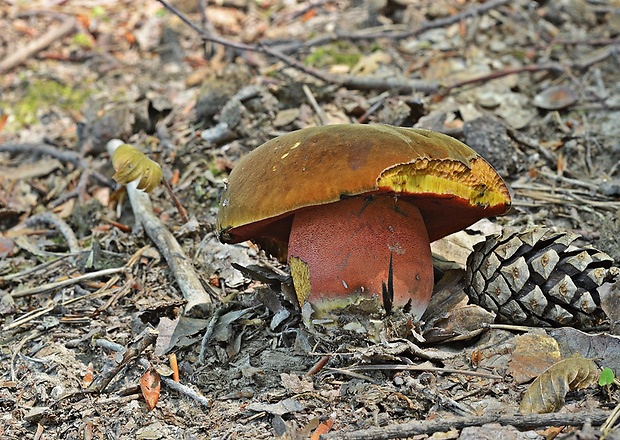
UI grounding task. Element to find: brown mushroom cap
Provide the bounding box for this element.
[217,124,511,258]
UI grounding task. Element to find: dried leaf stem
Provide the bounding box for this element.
[443,46,617,93]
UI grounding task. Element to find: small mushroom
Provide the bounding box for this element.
[217,125,511,318]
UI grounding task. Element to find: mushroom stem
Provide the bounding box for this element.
[287,195,434,318]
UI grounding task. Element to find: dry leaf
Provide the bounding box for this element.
[280,373,314,393]
[508,333,562,384]
[519,354,599,414]
[140,368,161,411]
[310,418,333,440]
[82,363,94,388]
[549,327,620,375]
[111,143,162,192]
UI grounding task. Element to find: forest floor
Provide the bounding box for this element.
[1,0,620,438]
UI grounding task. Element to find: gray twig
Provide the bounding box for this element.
[26,212,81,254]
[0,13,76,73]
[321,410,611,440]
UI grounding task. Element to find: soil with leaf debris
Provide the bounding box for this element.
[1,0,620,439]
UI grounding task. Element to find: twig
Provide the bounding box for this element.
[25,212,80,254]
[10,330,44,381]
[0,13,76,73]
[4,305,56,332]
[0,255,70,282]
[356,92,389,124]
[302,84,328,125]
[443,46,616,94]
[270,0,513,53]
[331,364,502,380]
[443,63,564,93]
[8,266,126,300]
[307,355,330,376]
[0,142,83,165]
[197,304,230,364]
[106,139,212,312]
[90,336,212,407]
[94,338,125,352]
[156,0,438,94]
[162,178,189,224]
[85,327,158,394]
[0,142,114,205]
[138,358,212,407]
[551,37,620,47]
[6,252,138,331]
[320,410,611,440]
[536,168,600,191]
[601,402,620,440]
[485,323,533,333]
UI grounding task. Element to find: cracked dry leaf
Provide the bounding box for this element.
[112,143,162,192]
[519,353,599,414]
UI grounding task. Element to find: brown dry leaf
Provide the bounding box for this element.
[430,222,500,270]
[280,373,314,394]
[82,363,94,388]
[519,353,599,414]
[508,333,562,384]
[139,368,161,411]
[0,236,15,259]
[111,143,162,192]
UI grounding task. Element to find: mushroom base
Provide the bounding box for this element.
[288,195,434,318]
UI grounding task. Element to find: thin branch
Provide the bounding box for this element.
[7,266,126,300]
[156,0,438,94]
[0,255,70,282]
[25,212,80,254]
[269,0,514,53]
[320,410,611,440]
[85,327,158,394]
[303,84,328,125]
[0,142,114,205]
[330,364,502,380]
[443,46,616,94]
[0,142,82,166]
[0,13,76,73]
[156,0,255,52]
[93,332,213,407]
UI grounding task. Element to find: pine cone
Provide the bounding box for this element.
[466,227,619,327]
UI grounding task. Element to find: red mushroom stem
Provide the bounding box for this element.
[287,195,434,318]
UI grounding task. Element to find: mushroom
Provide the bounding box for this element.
[217,125,511,318]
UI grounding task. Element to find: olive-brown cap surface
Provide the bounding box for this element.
[217,124,511,257]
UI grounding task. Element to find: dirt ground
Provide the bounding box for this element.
[1,0,620,438]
